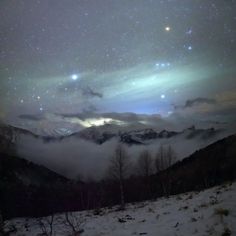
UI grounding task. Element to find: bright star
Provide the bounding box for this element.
[161,94,165,99]
[188,46,192,50]
[71,74,78,80]
[155,62,171,68]
[165,26,171,31]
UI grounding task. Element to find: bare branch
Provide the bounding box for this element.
[107,144,130,209]
[155,145,177,173]
[63,212,85,236]
[37,214,54,236]
[137,149,153,178]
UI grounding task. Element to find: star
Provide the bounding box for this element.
[186,28,193,35]
[155,62,171,68]
[188,46,192,50]
[71,74,79,81]
[0,0,235,134]
[165,26,171,32]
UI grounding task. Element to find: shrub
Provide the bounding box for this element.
[222,227,231,236]
[215,208,229,217]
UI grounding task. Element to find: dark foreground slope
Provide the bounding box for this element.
[128,134,236,201]
[0,153,84,220]
[163,133,236,192]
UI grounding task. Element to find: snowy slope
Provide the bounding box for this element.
[5,182,236,236]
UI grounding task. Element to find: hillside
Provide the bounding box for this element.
[159,133,236,193]
[4,182,236,236]
[0,152,68,187]
[0,152,83,220]
[115,134,236,204]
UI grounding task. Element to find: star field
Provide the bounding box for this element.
[0,0,236,125]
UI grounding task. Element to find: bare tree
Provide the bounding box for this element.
[37,214,54,236]
[155,144,177,196]
[107,144,130,210]
[137,149,153,198]
[63,212,85,236]
[166,145,177,167]
[155,144,176,173]
[155,144,165,173]
[137,149,153,178]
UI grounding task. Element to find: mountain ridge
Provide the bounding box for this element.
[1,122,224,145]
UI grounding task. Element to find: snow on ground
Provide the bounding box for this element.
[5,182,236,236]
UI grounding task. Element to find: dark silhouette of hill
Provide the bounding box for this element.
[146,134,236,199]
[107,134,236,205]
[0,152,84,220]
[164,133,236,193]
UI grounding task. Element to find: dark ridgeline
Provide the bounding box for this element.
[0,122,236,220]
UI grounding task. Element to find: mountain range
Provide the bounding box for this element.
[0,122,225,145]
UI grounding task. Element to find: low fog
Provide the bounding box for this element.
[16,129,230,181]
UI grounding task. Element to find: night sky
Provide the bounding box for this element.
[1,0,236,129]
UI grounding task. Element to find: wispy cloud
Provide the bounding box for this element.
[82,86,103,98]
[174,97,216,110]
[19,114,44,121]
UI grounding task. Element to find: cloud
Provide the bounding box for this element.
[17,101,236,139]
[18,114,44,121]
[15,109,236,180]
[59,112,186,134]
[169,91,236,130]
[82,86,103,98]
[16,111,175,138]
[57,80,103,99]
[175,97,216,110]
[82,105,98,113]
[16,125,231,181]
[185,97,216,108]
